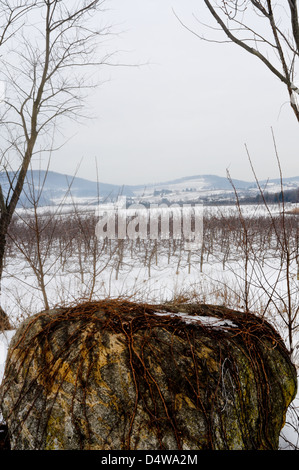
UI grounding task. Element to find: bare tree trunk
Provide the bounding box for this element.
[0,1,113,314]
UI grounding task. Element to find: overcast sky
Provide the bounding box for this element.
[46,0,299,186]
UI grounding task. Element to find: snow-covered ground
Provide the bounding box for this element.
[0,202,298,449]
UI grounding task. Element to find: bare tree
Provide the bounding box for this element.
[0,0,112,302]
[176,1,299,122]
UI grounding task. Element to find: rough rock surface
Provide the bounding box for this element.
[0,300,297,450]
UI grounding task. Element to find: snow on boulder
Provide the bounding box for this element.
[0,300,297,450]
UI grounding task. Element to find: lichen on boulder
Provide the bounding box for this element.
[0,300,297,450]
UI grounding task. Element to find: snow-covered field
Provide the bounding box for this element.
[0,202,298,449]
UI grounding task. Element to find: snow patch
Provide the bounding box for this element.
[0,330,16,384]
[154,312,237,329]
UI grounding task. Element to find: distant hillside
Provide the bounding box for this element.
[244,187,299,204]
[0,170,298,207]
[130,174,255,193]
[0,170,134,207]
[129,174,299,205]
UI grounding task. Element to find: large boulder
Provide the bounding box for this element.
[0,300,297,450]
[0,308,12,331]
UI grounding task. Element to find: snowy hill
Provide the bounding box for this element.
[129,174,299,205]
[0,170,134,207]
[0,170,298,207]
[131,174,254,192]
